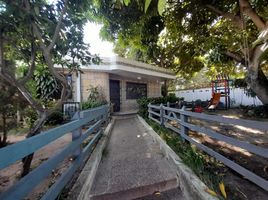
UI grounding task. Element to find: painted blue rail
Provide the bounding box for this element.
[0,105,109,200]
[148,103,268,191]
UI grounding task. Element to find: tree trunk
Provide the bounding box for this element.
[246,65,268,105]
[3,112,7,145]
[17,109,21,125]
[0,112,7,147]
[21,112,47,177]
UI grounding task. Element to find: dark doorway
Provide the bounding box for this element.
[109,80,120,112]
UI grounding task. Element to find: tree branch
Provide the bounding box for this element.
[22,0,47,51]
[258,26,268,42]
[24,0,68,52]
[255,42,268,61]
[239,0,266,30]
[251,26,268,55]
[0,0,67,114]
[206,4,243,29]
[25,0,69,102]
[47,0,68,51]
[18,42,36,85]
[0,29,4,73]
[0,72,44,113]
[225,51,245,65]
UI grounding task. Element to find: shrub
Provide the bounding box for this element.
[45,110,63,125]
[81,100,106,110]
[23,107,38,128]
[241,105,268,118]
[82,86,108,110]
[137,94,183,118]
[23,107,64,127]
[146,119,223,193]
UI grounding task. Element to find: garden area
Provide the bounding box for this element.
[137,94,268,200]
[1,0,268,199]
[0,85,107,199]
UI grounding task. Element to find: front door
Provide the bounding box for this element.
[109,80,120,112]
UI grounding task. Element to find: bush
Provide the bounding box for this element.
[137,94,183,118]
[45,110,63,125]
[24,107,64,127]
[82,86,107,110]
[240,105,268,118]
[81,100,106,110]
[23,107,38,128]
[146,119,223,193]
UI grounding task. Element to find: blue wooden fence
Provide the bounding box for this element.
[148,103,268,191]
[0,105,109,200]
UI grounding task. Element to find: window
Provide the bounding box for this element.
[126,82,147,99]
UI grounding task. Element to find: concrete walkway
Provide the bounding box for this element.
[88,116,182,200]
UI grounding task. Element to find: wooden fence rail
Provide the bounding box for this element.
[0,105,109,200]
[148,103,268,191]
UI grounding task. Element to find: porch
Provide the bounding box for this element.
[73,56,176,112]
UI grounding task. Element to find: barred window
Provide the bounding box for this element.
[126,82,147,99]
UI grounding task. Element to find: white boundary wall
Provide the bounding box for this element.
[175,87,263,107]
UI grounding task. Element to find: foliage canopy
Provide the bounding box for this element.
[91,0,268,104]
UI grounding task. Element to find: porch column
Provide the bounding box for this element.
[76,71,81,102]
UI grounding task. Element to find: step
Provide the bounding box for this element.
[112,110,138,116]
[134,187,184,200]
[90,178,178,200]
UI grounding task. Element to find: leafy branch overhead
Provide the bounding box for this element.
[92,0,268,104]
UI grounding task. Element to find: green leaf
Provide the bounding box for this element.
[158,0,166,16]
[34,6,40,15]
[123,0,131,6]
[145,0,152,13]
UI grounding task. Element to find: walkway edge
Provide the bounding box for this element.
[67,119,115,200]
[138,116,218,200]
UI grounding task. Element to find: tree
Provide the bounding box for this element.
[163,0,268,104]
[0,78,18,147]
[91,0,164,63]
[0,0,98,176]
[92,0,268,104]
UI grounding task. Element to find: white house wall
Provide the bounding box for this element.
[73,71,162,112]
[80,72,110,102]
[175,87,263,107]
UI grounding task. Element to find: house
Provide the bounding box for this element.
[71,57,176,112]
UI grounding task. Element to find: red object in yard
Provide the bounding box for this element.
[194,106,203,113]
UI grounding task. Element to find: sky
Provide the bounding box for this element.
[46,1,114,57]
[84,22,115,57]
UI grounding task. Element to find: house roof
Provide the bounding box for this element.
[84,56,176,80]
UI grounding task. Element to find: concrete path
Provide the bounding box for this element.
[88,116,183,200]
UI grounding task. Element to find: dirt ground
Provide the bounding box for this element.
[186,108,268,200]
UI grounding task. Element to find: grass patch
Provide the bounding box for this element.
[145,118,227,198]
[7,127,28,135]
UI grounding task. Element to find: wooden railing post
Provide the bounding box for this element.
[180,106,188,142]
[107,105,110,122]
[166,102,170,124]
[160,103,164,126]
[71,111,82,159]
[148,103,152,119]
[104,105,109,124]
